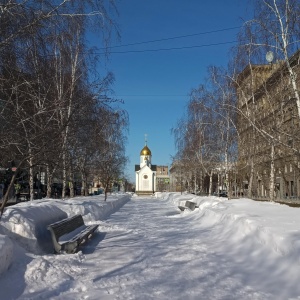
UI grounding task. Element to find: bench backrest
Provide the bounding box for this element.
[185,201,196,210]
[48,214,84,238]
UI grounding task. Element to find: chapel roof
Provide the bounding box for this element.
[140,145,151,156]
[135,164,157,171]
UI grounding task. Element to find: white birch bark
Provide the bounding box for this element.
[46,165,52,198]
[268,0,300,119]
[269,143,275,201]
[194,169,197,194]
[55,26,81,199]
[248,157,254,198]
[208,170,213,196]
[29,156,34,201]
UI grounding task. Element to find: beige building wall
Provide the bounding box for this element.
[236,50,300,200]
[156,165,170,192]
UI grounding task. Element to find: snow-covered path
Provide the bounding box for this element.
[90,196,270,300]
[1,194,300,299]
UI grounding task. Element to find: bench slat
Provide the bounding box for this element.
[49,215,84,238]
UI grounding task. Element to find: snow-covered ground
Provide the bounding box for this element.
[0,192,300,299]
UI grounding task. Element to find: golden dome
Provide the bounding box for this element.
[140,145,151,156]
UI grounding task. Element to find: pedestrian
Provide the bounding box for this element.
[14,183,21,200]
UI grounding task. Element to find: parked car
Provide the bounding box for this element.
[219,191,228,197]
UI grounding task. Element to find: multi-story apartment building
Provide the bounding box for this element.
[236,50,300,200]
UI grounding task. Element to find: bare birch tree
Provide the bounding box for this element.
[0,0,121,211]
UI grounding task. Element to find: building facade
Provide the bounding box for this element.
[236,50,300,200]
[156,165,170,192]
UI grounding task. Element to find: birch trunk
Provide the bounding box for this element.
[194,169,197,194]
[29,157,34,201]
[271,1,300,120]
[248,157,254,198]
[269,144,275,201]
[55,25,80,199]
[47,175,52,198]
[70,181,74,198]
[208,170,213,196]
[0,169,18,216]
[62,151,67,199]
[81,179,85,196]
[227,172,232,200]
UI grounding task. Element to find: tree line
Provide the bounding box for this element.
[172,0,300,200]
[0,0,128,213]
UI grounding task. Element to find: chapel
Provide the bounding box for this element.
[135,142,156,195]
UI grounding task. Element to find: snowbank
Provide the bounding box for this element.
[1,193,300,299]
[167,193,300,259]
[0,203,67,254]
[0,194,130,267]
[0,234,13,276]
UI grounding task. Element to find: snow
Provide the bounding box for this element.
[0,193,300,299]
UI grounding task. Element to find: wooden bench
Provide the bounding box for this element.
[47,214,99,254]
[18,192,30,201]
[178,200,198,211]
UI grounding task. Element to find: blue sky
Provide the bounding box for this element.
[103,1,252,182]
